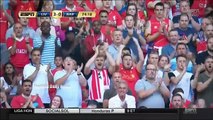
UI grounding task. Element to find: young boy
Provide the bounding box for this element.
[49,55,63,100]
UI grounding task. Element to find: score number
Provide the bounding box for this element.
[52,10,62,19]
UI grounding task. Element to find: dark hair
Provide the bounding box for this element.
[99,10,109,15]
[206,11,213,18]
[54,54,63,59]
[126,3,138,26]
[31,48,41,55]
[3,62,16,85]
[176,43,187,50]
[169,29,178,35]
[22,79,32,86]
[204,56,213,62]
[49,95,64,108]
[87,100,99,107]
[122,47,131,54]
[154,2,164,9]
[207,37,213,43]
[172,93,183,100]
[172,88,184,95]
[148,50,159,59]
[158,55,170,63]
[176,54,187,61]
[125,14,134,21]
[180,13,190,20]
[122,53,132,60]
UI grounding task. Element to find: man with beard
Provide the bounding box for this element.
[99,10,115,36]
[135,64,170,108]
[11,80,44,108]
[197,19,212,53]
[83,20,112,61]
[196,37,213,64]
[61,28,85,66]
[116,37,144,98]
[171,93,185,108]
[84,44,115,106]
[108,80,136,108]
[196,56,213,107]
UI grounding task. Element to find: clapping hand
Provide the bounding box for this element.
[77,63,84,74]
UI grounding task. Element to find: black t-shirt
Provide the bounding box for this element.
[196,51,210,64]
[61,41,85,66]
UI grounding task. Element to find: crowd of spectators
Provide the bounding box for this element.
[0,0,213,109]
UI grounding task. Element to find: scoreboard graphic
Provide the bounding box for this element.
[19,11,96,18]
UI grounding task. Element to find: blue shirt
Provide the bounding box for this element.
[176,27,197,53]
[122,28,143,60]
[34,35,61,69]
[108,44,119,60]
[170,58,193,73]
[6,26,39,42]
[161,44,175,57]
[172,15,199,29]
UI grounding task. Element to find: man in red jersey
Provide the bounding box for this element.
[83,20,112,60]
[6,23,33,75]
[93,0,123,29]
[116,37,144,98]
[11,79,44,108]
[145,2,172,50]
[10,0,37,30]
[60,0,84,30]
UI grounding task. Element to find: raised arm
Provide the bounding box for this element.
[84,46,99,75]
[77,63,87,87]
[132,37,144,72]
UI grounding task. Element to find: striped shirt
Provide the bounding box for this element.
[34,35,61,69]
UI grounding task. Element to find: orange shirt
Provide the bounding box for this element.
[119,64,140,98]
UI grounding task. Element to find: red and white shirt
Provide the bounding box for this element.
[87,69,111,102]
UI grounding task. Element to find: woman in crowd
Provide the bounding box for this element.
[0,62,22,102]
[49,95,64,108]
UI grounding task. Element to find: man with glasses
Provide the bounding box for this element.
[135,64,170,108]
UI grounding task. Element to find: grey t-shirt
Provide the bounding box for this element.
[135,79,165,108]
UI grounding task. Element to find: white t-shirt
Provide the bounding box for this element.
[108,94,136,108]
[169,70,193,101]
[0,77,20,95]
[54,70,84,108]
[23,63,50,103]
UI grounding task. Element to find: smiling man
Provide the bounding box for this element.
[108,80,135,108]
